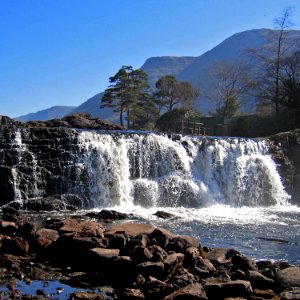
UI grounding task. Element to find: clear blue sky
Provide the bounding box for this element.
[1,0,300,118]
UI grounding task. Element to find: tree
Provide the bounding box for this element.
[155,75,199,112]
[248,8,297,115]
[101,66,151,127]
[206,61,252,117]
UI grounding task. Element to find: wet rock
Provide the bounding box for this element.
[148,227,177,248]
[275,267,300,291]
[163,282,208,300]
[0,220,18,236]
[2,206,19,222]
[245,270,275,289]
[143,276,174,299]
[105,223,155,237]
[154,211,175,219]
[106,233,127,250]
[171,268,197,287]
[253,288,276,298]
[280,287,300,299]
[22,194,85,211]
[2,236,29,255]
[206,248,240,266]
[70,291,108,299]
[34,228,59,250]
[204,280,253,300]
[167,235,201,254]
[136,261,164,279]
[87,209,129,221]
[118,288,145,299]
[53,218,105,237]
[163,253,185,278]
[232,254,257,272]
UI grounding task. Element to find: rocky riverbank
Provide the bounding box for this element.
[0,208,299,300]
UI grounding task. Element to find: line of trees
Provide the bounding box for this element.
[101,66,199,129]
[100,8,300,133]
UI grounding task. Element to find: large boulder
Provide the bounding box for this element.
[275,267,300,291]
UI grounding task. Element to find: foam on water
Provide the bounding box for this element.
[74,131,289,208]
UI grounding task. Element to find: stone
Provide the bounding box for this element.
[89,248,120,262]
[167,235,200,253]
[154,211,175,219]
[34,228,59,250]
[118,288,145,299]
[55,218,105,237]
[206,248,240,266]
[280,287,300,299]
[172,268,197,287]
[253,288,276,298]
[232,254,257,272]
[89,209,129,220]
[105,223,155,237]
[144,276,174,299]
[246,270,274,289]
[0,220,18,236]
[148,227,177,248]
[136,261,164,279]
[163,253,185,277]
[163,282,208,300]
[275,267,300,291]
[70,291,107,299]
[204,280,253,299]
[2,236,29,256]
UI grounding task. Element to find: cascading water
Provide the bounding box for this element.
[73,131,289,208]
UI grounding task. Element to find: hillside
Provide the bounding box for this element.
[16,106,76,122]
[15,29,300,122]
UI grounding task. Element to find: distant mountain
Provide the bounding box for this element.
[141,56,196,86]
[16,106,76,122]
[71,92,119,123]
[16,29,300,122]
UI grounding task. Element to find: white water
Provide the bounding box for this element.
[74,131,289,208]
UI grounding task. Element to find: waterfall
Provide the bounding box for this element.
[11,129,43,201]
[72,131,289,208]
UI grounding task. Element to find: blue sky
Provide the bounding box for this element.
[1,0,300,118]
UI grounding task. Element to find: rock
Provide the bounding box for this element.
[163,282,208,300]
[144,276,174,299]
[154,211,175,219]
[87,209,129,221]
[253,288,276,298]
[171,268,197,287]
[136,261,164,279]
[280,287,300,299]
[70,291,107,299]
[275,267,300,291]
[53,218,105,237]
[2,206,19,222]
[204,280,253,299]
[148,228,177,248]
[22,194,85,211]
[118,288,145,299]
[34,228,59,250]
[232,254,257,272]
[245,270,275,289]
[163,253,185,277]
[105,223,155,237]
[167,235,201,253]
[89,248,120,261]
[206,248,240,266]
[2,236,29,255]
[0,220,18,236]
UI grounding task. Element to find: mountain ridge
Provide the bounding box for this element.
[15,28,300,121]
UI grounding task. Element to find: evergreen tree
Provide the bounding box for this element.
[101,66,152,128]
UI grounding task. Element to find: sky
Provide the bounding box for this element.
[1,0,300,118]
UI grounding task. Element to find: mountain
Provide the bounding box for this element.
[16,29,300,122]
[141,56,196,86]
[71,92,119,123]
[16,106,76,122]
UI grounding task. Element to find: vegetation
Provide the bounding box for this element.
[100,9,300,136]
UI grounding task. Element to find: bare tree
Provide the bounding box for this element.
[206,61,253,117]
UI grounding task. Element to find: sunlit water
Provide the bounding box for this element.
[95,203,300,265]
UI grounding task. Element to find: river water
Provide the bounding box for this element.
[12,130,300,265]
